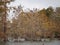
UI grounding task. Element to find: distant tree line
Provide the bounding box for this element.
[0,3,60,40]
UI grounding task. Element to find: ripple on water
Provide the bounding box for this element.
[0,40,60,45]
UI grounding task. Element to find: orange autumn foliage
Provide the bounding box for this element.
[0,32,7,39]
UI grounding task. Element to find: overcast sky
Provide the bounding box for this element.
[8,0,60,10]
[8,0,60,21]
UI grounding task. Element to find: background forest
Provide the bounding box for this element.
[0,0,60,41]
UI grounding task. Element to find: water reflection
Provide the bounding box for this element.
[0,40,60,45]
[0,42,6,45]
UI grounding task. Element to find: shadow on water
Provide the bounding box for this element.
[0,41,7,45]
[0,40,60,45]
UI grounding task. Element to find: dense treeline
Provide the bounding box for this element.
[6,6,60,40]
[0,5,60,40]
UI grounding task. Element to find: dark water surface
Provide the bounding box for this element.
[0,40,60,45]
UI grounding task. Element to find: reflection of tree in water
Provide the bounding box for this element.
[0,41,7,45]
